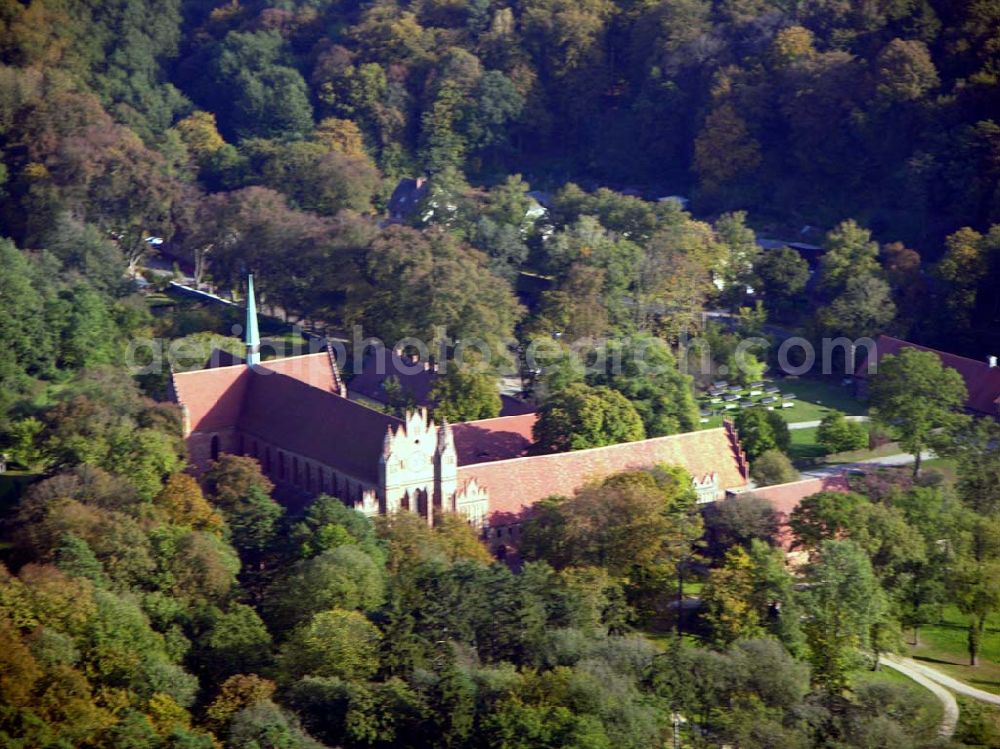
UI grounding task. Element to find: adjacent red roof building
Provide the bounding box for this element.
[458,422,750,522]
[452,413,538,465]
[168,280,752,527]
[743,474,852,550]
[856,335,1000,418]
[172,349,751,529]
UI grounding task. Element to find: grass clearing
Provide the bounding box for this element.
[780,376,867,418]
[789,427,826,462]
[921,457,959,483]
[907,606,1000,695]
[710,381,872,467]
[640,630,703,651]
[787,423,903,468]
[699,376,866,432]
[825,441,901,463]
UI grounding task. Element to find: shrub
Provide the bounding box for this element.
[817,412,868,454]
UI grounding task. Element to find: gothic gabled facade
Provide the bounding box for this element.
[170,277,750,535]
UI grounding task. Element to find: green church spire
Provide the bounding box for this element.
[245,274,260,367]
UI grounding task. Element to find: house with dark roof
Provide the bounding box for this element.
[386,177,429,223]
[171,277,751,534]
[856,334,1000,419]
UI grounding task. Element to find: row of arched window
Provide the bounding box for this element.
[209,432,366,503]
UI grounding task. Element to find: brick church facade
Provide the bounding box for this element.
[170,278,751,538]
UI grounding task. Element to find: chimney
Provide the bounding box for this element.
[415,176,427,189]
[990,355,998,369]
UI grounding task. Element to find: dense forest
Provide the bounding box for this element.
[1,0,1000,362]
[4,0,1000,747]
[5,0,1000,244]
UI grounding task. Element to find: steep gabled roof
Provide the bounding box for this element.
[239,370,400,483]
[459,425,750,520]
[172,364,251,433]
[857,335,1000,416]
[171,352,343,435]
[261,352,340,393]
[171,351,391,482]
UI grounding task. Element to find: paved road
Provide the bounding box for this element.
[882,656,959,737]
[787,416,869,430]
[801,451,935,479]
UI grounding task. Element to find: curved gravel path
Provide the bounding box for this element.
[882,655,959,738]
[890,655,1000,706]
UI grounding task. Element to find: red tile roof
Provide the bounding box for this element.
[261,352,339,392]
[173,352,754,522]
[453,413,538,465]
[239,370,400,484]
[459,426,750,521]
[749,475,850,517]
[857,335,1000,416]
[172,364,251,433]
[744,474,851,549]
[172,353,341,434]
[172,353,396,483]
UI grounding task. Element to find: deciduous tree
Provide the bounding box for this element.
[280,608,382,682]
[533,383,645,453]
[733,408,790,461]
[817,412,868,455]
[801,540,889,691]
[869,347,968,475]
[749,449,798,487]
[429,364,502,423]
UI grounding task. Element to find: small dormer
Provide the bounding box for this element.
[693,473,719,504]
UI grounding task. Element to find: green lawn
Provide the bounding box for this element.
[787,423,905,468]
[789,427,826,463]
[145,292,175,309]
[921,457,959,483]
[907,606,1000,695]
[640,631,703,651]
[700,377,871,466]
[699,376,866,429]
[780,376,867,418]
[682,581,704,596]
